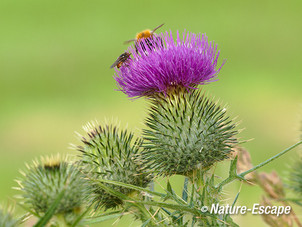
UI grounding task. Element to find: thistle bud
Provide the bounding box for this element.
[141,89,238,176]
[77,124,152,210]
[16,155,88,224]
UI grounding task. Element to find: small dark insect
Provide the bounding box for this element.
[110,52,131,69]
[124,24,164,52]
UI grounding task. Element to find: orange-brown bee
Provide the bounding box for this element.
[124,23,164,44]
[110,52,131,69]
[124,23,164,52]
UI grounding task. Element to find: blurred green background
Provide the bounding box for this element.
[0,0,301,226]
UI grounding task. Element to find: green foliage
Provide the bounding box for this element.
[141,89,238,176]
[77,124,152,210]
[8,110,301,226]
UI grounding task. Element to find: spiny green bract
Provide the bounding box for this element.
[16,156,88,223]
[77,124,152,210]
[141,89,238,176]
[0,207,18,227]
[288,157,302,195]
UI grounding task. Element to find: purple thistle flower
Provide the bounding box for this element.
[114,31,225,98]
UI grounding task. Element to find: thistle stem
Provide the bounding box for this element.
[216,140,302,190]
[241,140,302,177]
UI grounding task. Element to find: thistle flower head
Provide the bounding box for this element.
[141,90,238,176]
[16,155,88,223]
[77,124,152,210]
[115,31,224,98]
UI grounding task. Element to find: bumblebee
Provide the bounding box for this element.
[124,23,164,52]
[110,52,131,69]
[124,23,164,44]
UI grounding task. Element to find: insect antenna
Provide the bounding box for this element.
[151,23,164,34]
